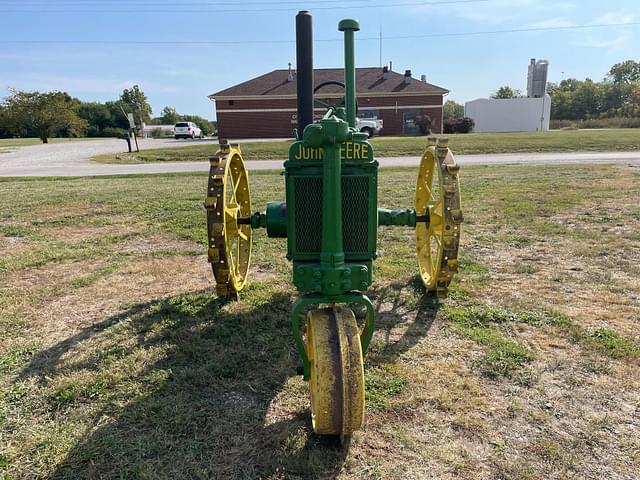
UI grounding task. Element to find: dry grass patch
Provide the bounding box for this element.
[38,218,143,243]
[28,256,212,343]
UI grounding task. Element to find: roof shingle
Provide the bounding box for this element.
[210,67,448,98]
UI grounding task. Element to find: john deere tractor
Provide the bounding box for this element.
[204,11,462,440]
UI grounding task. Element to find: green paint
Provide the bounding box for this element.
[378,208,417,227]
[338,19,359,128]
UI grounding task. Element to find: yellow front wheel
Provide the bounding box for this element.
[306,306,365,439]
[415,137,463,298]
[205,141,252,300]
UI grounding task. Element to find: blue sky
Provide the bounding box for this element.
[1,0,638,120]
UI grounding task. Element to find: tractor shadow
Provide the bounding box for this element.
[17,279,438,479]
[366,275,440,365]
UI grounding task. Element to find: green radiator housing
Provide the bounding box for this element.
[284,139,378,293]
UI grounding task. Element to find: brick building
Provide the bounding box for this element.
[209,67,448,139]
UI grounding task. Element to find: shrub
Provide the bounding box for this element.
[443,117,475,134]
[101,127,129,138]
[550,119,575,130]
[416,114,432,135]
[550,117,640,129]
[150,127,165,138]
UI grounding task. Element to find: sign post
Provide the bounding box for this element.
[127,113,140,152]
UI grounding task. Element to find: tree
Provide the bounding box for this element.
[0,105,11,138]
[443,100,464,119]
[78,102,114,136]
[159,106,180,125]
[491,86,522,99]
[2,89,87,143]
[608,60,640,84]
[119,85,152,126]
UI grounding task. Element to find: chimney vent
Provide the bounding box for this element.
[404,69,412,84]
[287,62,294,82]
[421,74,427,83]
[382,65,389,79]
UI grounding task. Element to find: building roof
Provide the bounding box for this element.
[210,67,449,98]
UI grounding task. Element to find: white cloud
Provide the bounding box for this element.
[527,17,577,29]
[568,11,635,50]
[596,12,634,24]
[412,0,576,25]
[572,30,632,49]
[0,74,178,94]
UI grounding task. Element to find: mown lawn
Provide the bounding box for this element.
[0,138,101,152]
[92,129,640,164]
[1,164,639,479]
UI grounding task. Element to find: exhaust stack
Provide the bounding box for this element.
[296,11,314,135]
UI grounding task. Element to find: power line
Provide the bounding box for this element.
[1,21,637,45]
[2,0,377,3]
[0,0,487,12]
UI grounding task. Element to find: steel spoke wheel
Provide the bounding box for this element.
[205,142,252,300]
[306,306,365,440]
[415,138,462,298]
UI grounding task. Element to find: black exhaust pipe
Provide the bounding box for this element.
[296,11,313,135]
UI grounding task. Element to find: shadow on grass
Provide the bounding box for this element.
[367,275,440,363]
[16,279,438,479]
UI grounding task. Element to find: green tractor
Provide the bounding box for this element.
[204,12,462,440]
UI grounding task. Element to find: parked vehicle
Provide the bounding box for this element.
[357,117,383,137]
[174,122,204,140]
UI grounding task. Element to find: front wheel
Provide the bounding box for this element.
[307,306,365,440]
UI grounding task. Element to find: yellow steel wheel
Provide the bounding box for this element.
[307,306,365,439]
[415,137,463,298]
[205,141,252,300]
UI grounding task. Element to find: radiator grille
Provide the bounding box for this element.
[342,176,370,252]
[293,176,322,253]
[293,175,370,255]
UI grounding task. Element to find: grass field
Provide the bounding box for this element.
[0,138,101,152]
[93,129,640,164]
[1,164,639,479]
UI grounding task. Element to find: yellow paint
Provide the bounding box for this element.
[206,145,253,299]
[307,306,365,438]
[415,142,462,297]
[292,141,370,161]
[339,141,369,161]
[293,143,325,160]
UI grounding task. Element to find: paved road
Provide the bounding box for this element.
[0,138,638,177]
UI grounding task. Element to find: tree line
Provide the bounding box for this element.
[0,84,214,143]
[547,60,640,121]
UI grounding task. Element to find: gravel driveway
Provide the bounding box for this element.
[0,138,220,177]
[0,138,639,177]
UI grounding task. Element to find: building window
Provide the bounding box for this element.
[229,100,235,106]
[402,110,420,135]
